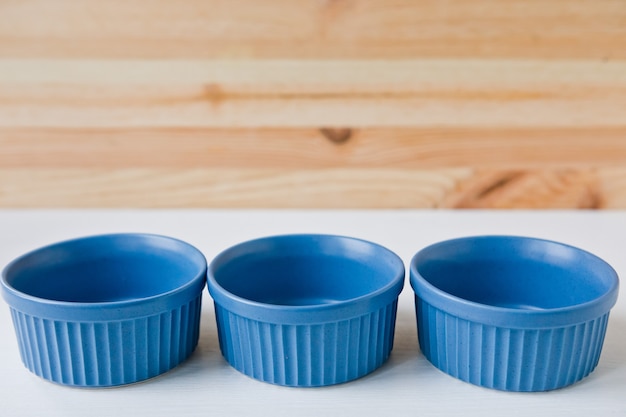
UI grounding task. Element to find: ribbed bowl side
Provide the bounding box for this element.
[415,296,610,391]
[214,300,398,387]
[8,294,202,387]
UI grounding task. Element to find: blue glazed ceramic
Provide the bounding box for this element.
[207,234,405,387]
[410,235,619,391]
[1,234,207,387]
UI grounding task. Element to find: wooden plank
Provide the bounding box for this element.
[1,59,625,127]
[1,127,626,169]
[0,0,624,59]
[1,168,623,209]
[598,169,626,209]
[0,168,470,208]
[443,169,603,208]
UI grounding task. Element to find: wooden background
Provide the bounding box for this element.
[1,0,625,208]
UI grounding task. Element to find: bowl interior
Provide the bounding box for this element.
[4,235,205,303]
[212,236,402,306]
[415,238,616,310]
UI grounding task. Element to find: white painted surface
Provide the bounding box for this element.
[0,210,624,416]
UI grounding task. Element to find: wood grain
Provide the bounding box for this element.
[443,170,604,209]
[598,169,626,209]
[0,0,625,209]
[0,168,469,208]
[1,168,623,209]
[0,0,624,59]
[1,128,626,169]
[1,60,624,127]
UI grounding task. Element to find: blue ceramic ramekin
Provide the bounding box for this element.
[207,234,405,387]
[410,236,619,392]
[1,233,207,387]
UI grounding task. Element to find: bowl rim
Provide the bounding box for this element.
[207,233,405,324]
[410,235,619,329]
[1,233,207,321]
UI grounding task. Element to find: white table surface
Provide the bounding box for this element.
[0,210,624,416]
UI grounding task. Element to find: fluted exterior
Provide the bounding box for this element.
[8,294,202,387]
[215,300,398,387]
[415,296,610,391]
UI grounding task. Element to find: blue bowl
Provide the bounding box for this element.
[410,236,619,391]
[1,234,207,387]
[207,234,405,387]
